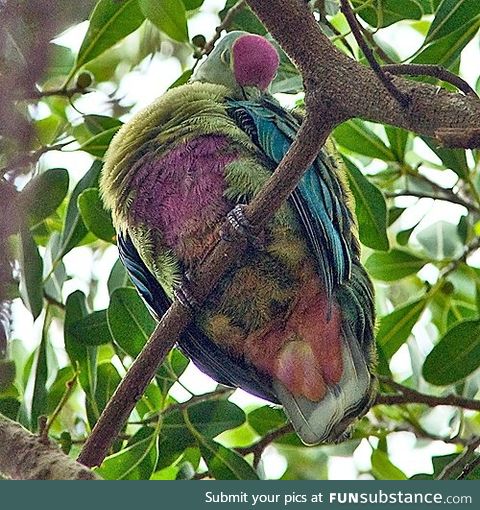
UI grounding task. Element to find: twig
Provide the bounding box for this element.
[28,86,91,100]
[339,0,409,107]
[384,424,468,446]
[383,64,478,98]
[437,436,480,480]
[42,374,78,441]
[236,423,294,467]
[376,377,480,412]
[458,454,480,479]
[384,191,480,215]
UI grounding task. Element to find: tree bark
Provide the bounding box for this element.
[0,413,99,480]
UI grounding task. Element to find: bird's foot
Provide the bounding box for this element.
[173,272,198,311]
[221,204,263,249]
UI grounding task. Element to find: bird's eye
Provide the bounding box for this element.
[220,49,231,65]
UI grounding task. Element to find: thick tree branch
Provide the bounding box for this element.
[0,413,99,480]
[246,0,480,148]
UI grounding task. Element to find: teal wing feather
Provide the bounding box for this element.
[226,96,355,300]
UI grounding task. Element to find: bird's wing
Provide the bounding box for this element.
[117,232,277,403]
[226,96,355,301]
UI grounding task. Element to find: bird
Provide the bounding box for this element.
[100,31,377,445]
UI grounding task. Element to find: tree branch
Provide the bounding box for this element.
[246,0,480,148]
[376,377,480,412]
[437,436,480,480]
[0,413,99,480]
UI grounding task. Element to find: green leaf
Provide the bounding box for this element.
[334,120,396,161]
[156,348,189,396]
[35,115,64,145]
[84,114,123,135]
[248,406,287,436]
[371,449,408,480]
[423,319,480,385]
[219,0,266,35]
[107,258,132,294]
[86,362,121,427]
[365,249,427,281]
[413,18,480,68]
[139,0,189,42]
[422,137,469,178]
[168,69,193,89]
[199,436,258,480]
[19,227,44,319]
[107,287,156,357]
[416,221,462,260]
[97,426,159,480]
[385,127,410,163]
[47,366,75,414]
[0,398,20,420]
[76,126,120,157]
[0,360,16,392]
[377,297,428,358]
[31,312,50,430]
[68,309,113,346]
[64,291,98,395]
[78,188,116,243]
[76,0,145,70]
[344,158,389,251]
[352,0,423,28]
[183,0,204,10]
[60,160,102,257]
[426,0,480,43]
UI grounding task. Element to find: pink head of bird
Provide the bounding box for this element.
[232,34,280,91]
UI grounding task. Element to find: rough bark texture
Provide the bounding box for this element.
[78,0,480,469]
[0,414,99,480]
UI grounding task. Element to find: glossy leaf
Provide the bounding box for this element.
[139,0,189,42]
[78,188,116,243]
[18,168,69,225]
[68,309,113,346]
[64,291,97,395]
[31,312,50,430]
[377,297,428,358]
[371,449,408,480]
[385,127,410,163]
[183,0,204,10]
[365,249,427,281]
[199,436,258,480]
[60,161,102,257]
[76,126,120,158]
[426,0,480,43]
[219,0,266,35]
[156,348,189,396]
[423,319,480,385]
[334,120,396,161]
[107,258,132,294]
[413,19,480,68]
[76,0,145,70]
[19,227,44,319]
[422,137,469,178]
[344,158,389,251]
[97,426,159,480]
[86,362,121,427]
[352,0,423,28]
[107,287,156,357]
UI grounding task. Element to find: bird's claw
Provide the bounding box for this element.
[173,272,198,311]
[221,204,263,249]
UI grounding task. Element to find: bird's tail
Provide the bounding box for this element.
[273,323,376,445]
